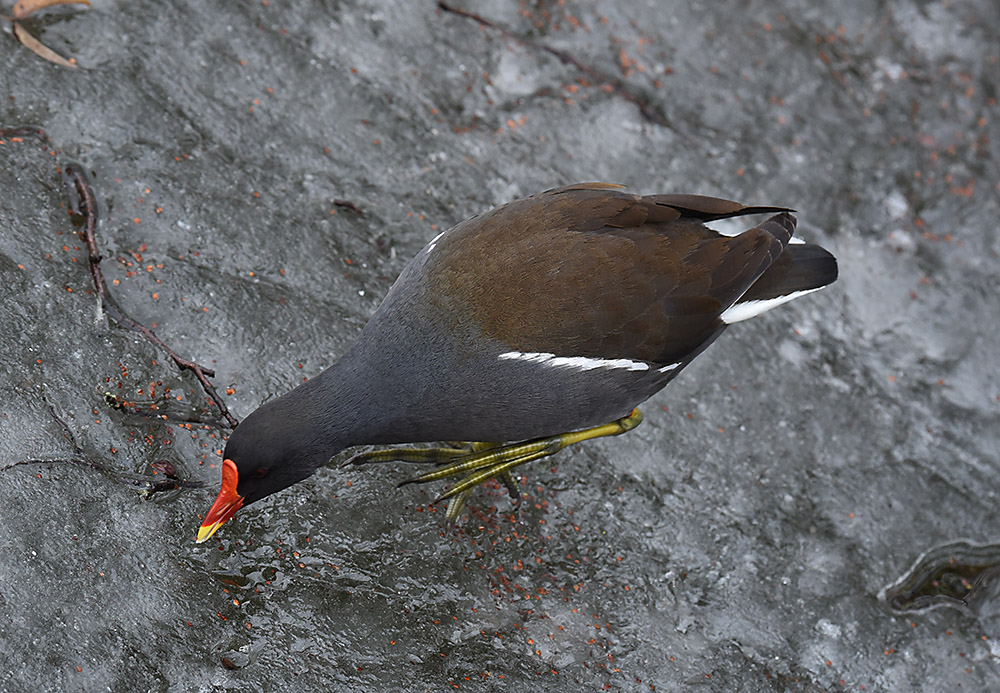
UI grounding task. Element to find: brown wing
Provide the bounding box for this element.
[430,183,794,364]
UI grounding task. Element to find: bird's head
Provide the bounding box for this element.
[195,405,327,543]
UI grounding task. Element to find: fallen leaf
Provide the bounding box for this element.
[12,22,78,68]
[12,0,89,20]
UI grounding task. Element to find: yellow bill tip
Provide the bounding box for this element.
[195,520,224,544]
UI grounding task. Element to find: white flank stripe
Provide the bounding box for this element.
[719,287,824,324]
[498,351,650,372]
[658,362,680,373]
[426,231,446,254]
[788,236,806,245]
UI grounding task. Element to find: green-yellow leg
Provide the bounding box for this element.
[342,440,499,467]
[344,409,643,522]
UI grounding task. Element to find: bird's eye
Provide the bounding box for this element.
[251,468,268,479]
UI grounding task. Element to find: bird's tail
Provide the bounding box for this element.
[719,229,838,325]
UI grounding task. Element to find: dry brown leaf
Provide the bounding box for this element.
[12,0,89,21]
[12,22,78,68]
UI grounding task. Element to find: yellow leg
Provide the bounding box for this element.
[343,409,643,522]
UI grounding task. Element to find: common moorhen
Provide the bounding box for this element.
[197,183,837,542]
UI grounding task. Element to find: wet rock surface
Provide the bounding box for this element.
[2,1,998,690]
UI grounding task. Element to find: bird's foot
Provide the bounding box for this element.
[343,409,643,522]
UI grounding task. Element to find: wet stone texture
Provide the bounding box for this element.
[2,1,999,690]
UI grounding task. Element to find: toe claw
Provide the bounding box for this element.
[500,470,521,506]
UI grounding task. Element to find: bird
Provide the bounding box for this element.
[196,183,838,542]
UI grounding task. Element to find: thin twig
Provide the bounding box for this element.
[2,456,205,492]
[1,401,205,493]
[62,164,240,429]
[437,2,667,127]
[3,126,238,427]
[103,393,231,429]
[0,125,50,141]
[333,198,364,214]
[3,127,221,494]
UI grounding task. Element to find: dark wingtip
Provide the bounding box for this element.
[649,194,794,221]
